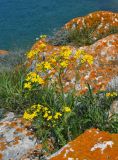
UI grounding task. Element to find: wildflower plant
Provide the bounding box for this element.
[23,37,118,152]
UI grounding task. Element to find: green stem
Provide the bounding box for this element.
[58,69,65,103]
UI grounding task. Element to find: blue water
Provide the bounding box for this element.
[0,0,118,50]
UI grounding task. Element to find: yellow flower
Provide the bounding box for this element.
[74,50,82,59]
[36,63,42,71]
[43,112,48,118]
[31,104,37,109]
[60,47,71,59]
[25,76,31,81]
[81,54,93,65]
[60,61,68,68]
[36,104,42,112]
[44,62,51,70]
[63,107,71,112]
[106,92,117,97]
[37,76,44,84]
[23,111,37,120]
[43,107,49,111]
[31,77,38,83]
[54,112,62,119]
[39,43,46,50]
[40,34,47,39]
[47,115,52,121]
[28,72,37,77]
[106,93,110,97]
[24,82,32,89]
[51,58,56,63]
[112,92,117,96]
[27,50,37,59]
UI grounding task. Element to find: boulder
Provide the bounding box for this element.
[65,11,118,41]
[48,128,118,160]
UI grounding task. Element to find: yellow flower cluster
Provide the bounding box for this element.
[26,42,46,59]
[60,46,72,59]
[106,92,118,97]
[81,54,94,65]
[74,50,85,59]
[23,104,72,123]
[24,72,44,89]
[60,61,68,68]
[54,112,62,119]
[25,42,94,93]
[27,50,37,59]
[63,106,71,112]
[23,104,41,120]
[24,82,32,89]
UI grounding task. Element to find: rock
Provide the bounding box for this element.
[0,112,41,160]
[1,112,15,122]
[27,33,118,94]
[47,128,118,160]
[109,100,118,117]
[65,11,118,40]
[0,50,8,55]
[107,76,118,91]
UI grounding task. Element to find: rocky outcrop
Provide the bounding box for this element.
[65,11,118,40]
[28,33,118,94]
[28,11,118,93]
[48,128,118,160]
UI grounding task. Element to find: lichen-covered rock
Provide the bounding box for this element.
[28,33,118,94]
[48,128,118,160]
[65,11,118,40]
[0,112,41,160]
[79,34,118,92]
[28,11,118,93]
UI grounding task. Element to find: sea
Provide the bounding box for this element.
[0,0,118,50]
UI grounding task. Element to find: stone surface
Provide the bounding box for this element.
[0,112,41,160]
[48,128,118,160]
[109,100,118,117]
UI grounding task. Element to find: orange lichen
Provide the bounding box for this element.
[12,136,20,145]
[49,128,118,160]
[0,153,3,159]
[0,142,6,151]
[16,127,25,132]
[8,121,17,128]
[26,132,33,136]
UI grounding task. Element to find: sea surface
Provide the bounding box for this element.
[0,0,118,50]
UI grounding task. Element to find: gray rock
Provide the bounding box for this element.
[109,100,118,117]
[0,112,38,160]
[107,76,118,91]
[1,112,15,122]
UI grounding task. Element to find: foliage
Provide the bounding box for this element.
[0,66,27,113]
